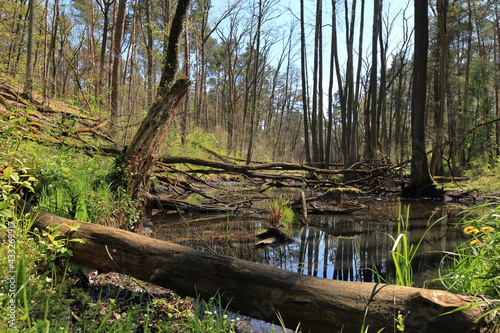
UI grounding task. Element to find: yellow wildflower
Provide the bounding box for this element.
[480,226,495,233]
[463,226,480,236]
[470,239,481,246]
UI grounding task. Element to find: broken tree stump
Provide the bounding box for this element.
[24,203,491,333]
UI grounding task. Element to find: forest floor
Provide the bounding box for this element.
[3,79,499,332]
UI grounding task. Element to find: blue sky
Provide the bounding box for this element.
[208,0,414,95]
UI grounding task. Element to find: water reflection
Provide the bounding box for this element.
[153,201,464,287]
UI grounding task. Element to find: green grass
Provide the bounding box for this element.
[0,188,240,332]
[0,137,240,332]
[441,156,500,197]
[436,203,500,297]
[382,204,444,287]
[269,196,299,227]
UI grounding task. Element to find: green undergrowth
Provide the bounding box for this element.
[269,196,300,227]
[442,155,500,198]
[436,203,500,298]
[0,118,270,332]
[165,127,238,162]
[0,167,241,332]
[2,137,140,229]
[30,144,141,228]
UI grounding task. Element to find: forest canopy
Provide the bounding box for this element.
[1,0,499,176]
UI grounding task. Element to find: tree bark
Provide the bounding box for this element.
[300,0,312,164]
[365,0,381,159]
[124,0,191,200]
[430,0,448,177]
[125,79,190,199]
[404,0,437,198]
[110,0,127,137]
[23,0,35,97]
[27,204,489,333]
[96,0,113,106]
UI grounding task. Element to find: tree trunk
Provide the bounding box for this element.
[430,0,448,177]
[110,0,127,138]
[97,0,113,107]
[311,0,322,165]
[145,0,154,105]
[123,0,191,200]
[366,0,381,159]
[326,0,336,169]
[458,0,473,175]
[27,205,489,333]
[300,0,311,163]
[404,0,438,198]
[23,0,35,97]
[245,0,263,165]
[496,4,500,157]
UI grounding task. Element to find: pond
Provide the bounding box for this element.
[151,199,467,288]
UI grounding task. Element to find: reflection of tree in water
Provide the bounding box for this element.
[156,203,462,284]
[257,209,459,284]
[296,218,395,282]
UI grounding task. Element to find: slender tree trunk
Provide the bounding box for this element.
[459,0,472,174]
[246,0,263,165]
[89,0,98,107]
[97,0,113,107]
[378,6,388,156]
[110,0,127,138]
[366,0,381,159]
[311,0,323,165]
[351,0,364,164]
[332,0,346,167]
[404,0,437,198]
[496,4,500,156]
[430,0,448,177]
[326,1,337,169]
[181,18,190,145]
[394,65,405,163]
[300,0,311,163]
[42,0,49,104]
[23,0,35,97]
[145,0,154,105]
[336,0,359,168]
[48,0,60,97]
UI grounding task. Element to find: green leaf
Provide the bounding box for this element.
[0,209,13,218]
[10,172,19,182]
[2,166,13,180]
[69,238,85,244]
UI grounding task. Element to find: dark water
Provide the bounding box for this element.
[152,199,466,287]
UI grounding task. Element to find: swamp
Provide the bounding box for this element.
[2,0,500,331]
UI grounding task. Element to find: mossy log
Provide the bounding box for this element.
[25,203,490,333]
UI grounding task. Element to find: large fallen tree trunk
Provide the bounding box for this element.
[26,204,490,333]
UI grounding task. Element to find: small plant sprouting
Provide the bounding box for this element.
[395,310,409,332]
[269,196,298,227]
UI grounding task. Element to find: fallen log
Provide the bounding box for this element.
[145,193,265,214]
[24,203,490,333]
[158,156,397,176]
